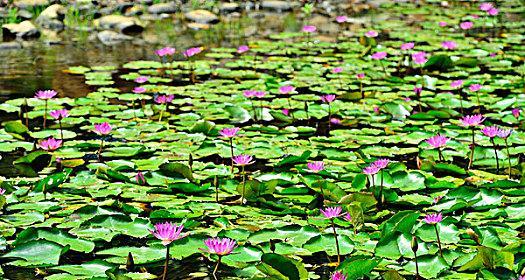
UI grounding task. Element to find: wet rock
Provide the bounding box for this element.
[310,15,338,33]
[0,41,22,50]
[13,0,48,9]
[148,2,178,14]
[186,22,210,30]
[261,1,292,12]
[116,2,134,14]
[2,20,40,39]
[219,3,239,13]
[97,30,133,45]
[17,9,33,20]
[184,9,218,24]
[35,4,66,30]
[94,15,143,34]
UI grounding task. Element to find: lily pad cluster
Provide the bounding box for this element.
[0,1,524,280]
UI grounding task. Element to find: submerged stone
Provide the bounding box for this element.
[2,20,40,39]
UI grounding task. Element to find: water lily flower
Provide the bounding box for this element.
[481,126,500,138]
[373,158,390,169]
[487,8,498,16]
[320,206,342,219]
[330,118,341,125]
[426,134,449,148]
[183,47,203,58]
[512,108,520,118]
[254,91,266,98]
[155,95,174,104]
[356,73,365,79]
[469,84,482,91]
[50,109,69,120]
[243,90,256,97]
[460,21,473,30]
[136,171,146,185]
[401,42,415,50]
[155,47,176,57]
[307,161,324,173]
[365,30,378,38]
[0,188,5,195]
[460,114,485,126]
[204,237,237,276]
[332,271,347,280]
[219,127,240,138]
[279,85,295,94]
[134,76,148,83]
[335,16,348,23]
[343,213,352,222]
[282,108,290,116]
[39,137,62,151]
[150,222,185,246]
[424,213,443,224]
[133,87,146,94]
[232,155,254,166]
[94,122,112,135]
[371,51,387,60]
[237,45,249,54]
[479,2,493,11]
[373,106,379,113]
[439,21,447,27]
[363,165,380,175]
[412,51,428,64]
[35,89,57,100]
[441,41,457,50]
[302,25,316,33]
[414,86,422,95]
[332,67,343,73]
[450,80,464,89]
[497,129,512,139]
[320,95,336,103]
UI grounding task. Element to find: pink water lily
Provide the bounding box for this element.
[307,161,324,172]
[460,21,473,30]
[479,2,493,11]
[332,67,343,73]
[39,137,62,151]
[497,129,512,139]
[371,51,387,60]
[183,47,203,58]
[487,8,498,16]
[356,73,365,79]
[94,122,112,135]
[282,108,290,116]
[134,76,148,83]
[363,165,380,175]
[219,127,240,138]
[365,30,378,38]
[512,108,520,118]
[481,126,500,138]
[330,118,341,125]
[320,206,343,219]
[460,114,485,126]
[204,237,237,256]
[372,158,390,169]
[155,95,174,104]
[279,85,295,94]
[237,45,249,54]
[412,51,428,64]
[150,222,185,246]
[135,171,146,185]
[0,188,5,195]
[426,134,449,148]
[155,47,176,57]
[469,84,482,91]
[332,271,347,280]
[439,21,447,27]
[302,25,317,33]
[50,109,69,120]
[336,16,348,23]
[401,42,414,50]
[441,41,457,50]
[132,87,146,94]
[450,80,464,88]
[35,89,57,99]
[424,213,443,224]
[232,155,254,166]
[320,95,336,103]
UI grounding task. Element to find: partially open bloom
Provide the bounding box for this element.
[35,90,57,99]
[439,21,447,27]
[0,188,5,195]
[243,90,256,97]
[150,222,185,246]
[183,47,202,58]
[302,25,316,33]
[40,137,62,151]
[365,30,378,38]
[487,8,498,16]
[330,118,341,125]
[356,73,365,79]
[232,155,254,166]
[497,129,512,139]
[155,95,174,104]
[426,134,449,148]
[94,122,112,135]
[481,126,500,138]
[135,76,148,83]
[237,45,249,54]
[204,237,237,256]
[282,108,290,116]
[332,67,343,73]
[343,213,352,222]
[363,165,380,175]
[479,2,493,11]
[320,206,343,219]
[135,171,146,185]
[133,87,146,94]
[414,86,423,95]
[412,51,428,64]
[335,16,348,23]
[450,80,464,88]
[254,91,266,98]
[50,109,69,120]
[460,21,473,30]
[332,271,347,280]
[512,108,520,118]
[155,47,176,57]
[401,42,414,50]
[320,95,336,103]
[219,127,240,138]
[373,158,390,169]
[307,161,324,172]
[371,51,387,60]
[279,85,295,94]
[460,114,485,126]
[469,84,482,91]
[441,41,457,50]
[424,213,443,224]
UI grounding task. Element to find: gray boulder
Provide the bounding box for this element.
[35,4,66,30]
[148,2,178,14]
[97,30,133,45]
[2,20,40,39]
[261,1,292,12]
[94,15,143,34]
[13,0,48,9]
[184,9,218,24]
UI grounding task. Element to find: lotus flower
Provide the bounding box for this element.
[237,45,249,54]
[150,222,185,246]
[135,76,148,83]
[424,213,443,224]
[307,161,324,172]
[135,171,146,185]
[365,30,378,38]
[479,2,493,11]
[401,42,414,50]
[320,95,336,103]
[279,85,295,94]
[426,134,449,148]
[450,80,464,88]
[481,126,500,138]
[460,21,473,30]
[219,127,240,138]
[373,158,390,169]
[497,129,512,139]
[204,237,237,256]
[40,137,62,151]
[336,16,348,23]
[155,47,176,57]
[441,41,457,50]
[371,51,387,60]
[414,86,422,95]
[460,114,485,126]
[412,51,428,64]
[0,188,5,195]
[330,118,341,125]
[155,95,174,104]
[35,90,57,99]
[439,21,447,27]
[133,87,146,94]
[332,67,343,73]
[487,8,498,16]
[343,213,352,222]
[332,271,347,280]
[363,165,380,175]
[282,108,290,116]
[50,109,69,120]
[302,25,316,33]
[512,108,520,118]
[94,122,112,135]
[232,155,254,166]
[254,91,266,98]
[320,206,343,219]
[183,47,202,58]
[469,84,482,91]
[356,73,365,79]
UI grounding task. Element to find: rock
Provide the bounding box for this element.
[17,9,33,20]
[2,20,40,39]
[186,22,210,30]
[261,1,292,12]
[94,15,143,34]
[125,5,143,16]
[13,0,48,9]
[0,41,22,50]
[97,30,133,45]
[116,2,134,14]
[35,4,66,30]
[184,9,218,24]
[219,3,239,13]
[148,2,178,14]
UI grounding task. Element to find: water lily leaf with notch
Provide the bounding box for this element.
[338,255,380,280]
[256,253,309,280]
[222,246,263,267]
[169,182,209,193]
[1,240,67,267]
[415,217,460,244]
[160,162,194,182]
[81,215,150,238]
[3,120,29,135]
[13,151,52,173]
[50,260,115,278]
[249,225,318,247]
[14,228,95,253]
[379,210,420,239]
[423,55,453,71]
[33,168,72,193]
[303,234,354,256]
[102,146,146,158]
[274,151,311,167]
[97,246,164,265]
[236,179,277,201]
[403,255,449,279]
[458,246,514,272]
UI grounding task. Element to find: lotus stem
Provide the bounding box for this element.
[259,100,263,121]
[504,138,511,178]
[468,127,476,170]
[360,81,364,99]
[490,138,499,172]
[331,219,341,265]
[458,89,464,114]
[162,245,170,280]
[212,255,222,279]
[229,138,234,174]
[438,148,444,162]
[158,109,164,123]
[379,60,387,77]
[378,169,384,206]
[44,100,48,129]
[414,251,420,280]
[434,224,443,257]
[241,165,246,205]
[251,101,258,121]
[59,119,64,141]
[98,138,104,158]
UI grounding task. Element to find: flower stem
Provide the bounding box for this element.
[59,119,64,141]
[490,138,499,172]
[360,81,364,99]
[212,256,222,278]
[241,165,246,205]
[468,128,475,170]
[438,148,444,162]
[504,139,511,178]
[158,109,164,123]
[331,219,341,265]
[380,60,387,77]
[98,138,104,158]
[44,100,48,129]
[229,138,234,174]
[434,224,443,257]
[378,169,384,206]
[162,245,170,280]
[414,250,420,280]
